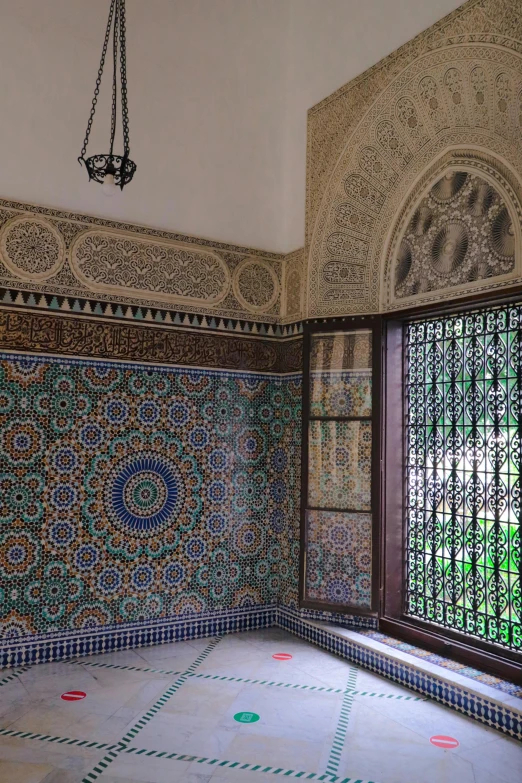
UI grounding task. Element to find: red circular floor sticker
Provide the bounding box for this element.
[272,653,292,661]
[61,690,86,701]
[430,735,459,749]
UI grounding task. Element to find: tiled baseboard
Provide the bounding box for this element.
[0,603,375,668]
[286,605,378,630]
[277,607,522,742]
[0,604,277,667]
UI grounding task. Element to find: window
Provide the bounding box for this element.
[405,305,521,653]
[300,320,380,615]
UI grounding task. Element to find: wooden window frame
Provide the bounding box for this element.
[299,315,382,617]
[382,290,522,684]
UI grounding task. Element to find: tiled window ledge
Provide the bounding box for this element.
[277,607,522,742]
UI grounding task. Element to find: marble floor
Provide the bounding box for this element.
[0,628,521,783]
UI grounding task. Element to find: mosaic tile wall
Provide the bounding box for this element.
[0,352,301,645]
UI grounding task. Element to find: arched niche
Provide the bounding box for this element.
[382,150,522,309]
[307,42,522,317]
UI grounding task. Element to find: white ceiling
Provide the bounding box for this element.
[0,0,464,253]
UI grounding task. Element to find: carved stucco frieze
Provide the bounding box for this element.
[281,248,305,323]
[232,257,280,313]
[307,34,522,317]
[70,230,230,306]
[0,308,302,373]
[0,200,284,322]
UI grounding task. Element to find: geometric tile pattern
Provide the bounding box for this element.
[0,604,276,668]
[0,353,301,652]
[0,285,304,339]
[358,630,522,699]
[310,371,371,417]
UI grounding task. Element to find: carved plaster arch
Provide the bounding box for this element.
[307,41,522,317]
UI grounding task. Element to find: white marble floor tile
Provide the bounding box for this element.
[98,754,206,783]
[3,628,519,783]
[472,766,514,783]
[209,769,309,783]
[158,683,244,721]
[0,760,54,783]
[339,700,477,783]
[18,665,98,700]
[194,656,264,679]
[121,652,198,674]
[219,684,341,744]
[136,712,238,757]
[40,770,83,783]
[133,640,201,664]
[5,676,170,740]
[0,675,31,704]
[75,649,151,667]
[368,691,500,749]
[224,732,325,772]
[458,734,522,782]
[0,734,100,767]
[248,659,343,689]
[77,665,176,687]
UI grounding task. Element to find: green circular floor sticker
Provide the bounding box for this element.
[234,711,260,724]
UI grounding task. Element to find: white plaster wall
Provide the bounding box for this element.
[0,0,464,253]
[0,0,289,251]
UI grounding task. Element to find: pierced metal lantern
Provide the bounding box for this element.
[78,0,136,190]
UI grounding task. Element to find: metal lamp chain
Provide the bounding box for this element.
[79,0,117,161]
[119,0,131,157]
[109,1,120,157]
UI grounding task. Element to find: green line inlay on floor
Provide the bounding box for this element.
[325,667,358,777]
[70,658,422,700]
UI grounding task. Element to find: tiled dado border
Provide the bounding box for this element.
[2,603,520,741]
[0,286,303,340]
[278,608,522,742]
[0,605,277,668]
[0,307,302,374]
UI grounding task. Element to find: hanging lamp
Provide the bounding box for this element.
[78,0,136,194]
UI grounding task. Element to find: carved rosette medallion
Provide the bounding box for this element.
[233,258,280,313]
[70,230,231,306]
[0,216,65,281]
